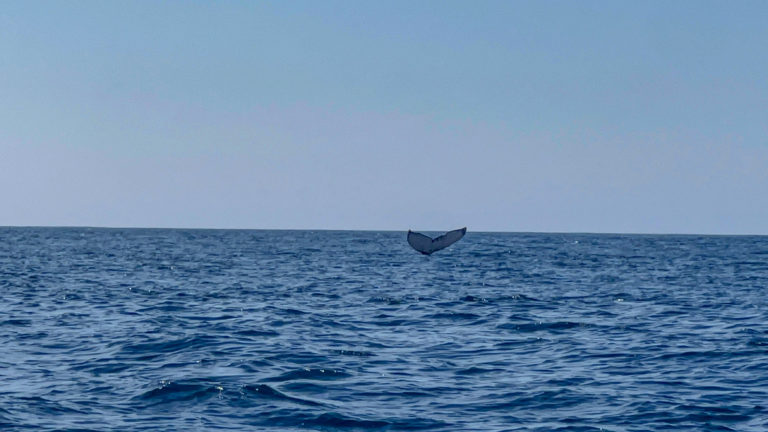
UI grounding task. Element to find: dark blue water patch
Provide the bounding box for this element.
[302,412,390,429]
[2,228,768,431]
[135,380,223,406]
[746,337,768,347]
[424,312,481,321]
[0,319,33,327]
[257,411,450,431]
[252,411,391,430]
[264,368,352,382]
[497,320,591,333]
[454,366,500,375]
[118,335,221,357]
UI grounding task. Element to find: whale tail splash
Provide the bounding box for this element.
[407,227,467,255]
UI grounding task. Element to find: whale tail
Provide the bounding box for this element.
[407,227,467,255]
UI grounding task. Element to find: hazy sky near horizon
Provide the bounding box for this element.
[2,1,767,233]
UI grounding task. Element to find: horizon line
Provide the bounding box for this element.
[1,224,765,237]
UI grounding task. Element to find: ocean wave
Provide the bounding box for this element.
[3,228,768,431]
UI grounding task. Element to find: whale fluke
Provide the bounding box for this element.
[407,227,467,255]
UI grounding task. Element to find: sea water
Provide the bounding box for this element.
[1,228,767,431]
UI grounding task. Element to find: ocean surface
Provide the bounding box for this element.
[1,228,767,431]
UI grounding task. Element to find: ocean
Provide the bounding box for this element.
[1,227,767,431]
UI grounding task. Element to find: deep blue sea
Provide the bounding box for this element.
[1,228,768,431]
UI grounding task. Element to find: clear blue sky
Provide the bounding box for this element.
[1,1,766,233]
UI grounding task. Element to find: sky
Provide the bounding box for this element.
[1,1,767,234]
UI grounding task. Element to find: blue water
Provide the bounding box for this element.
[1,228,767,431]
